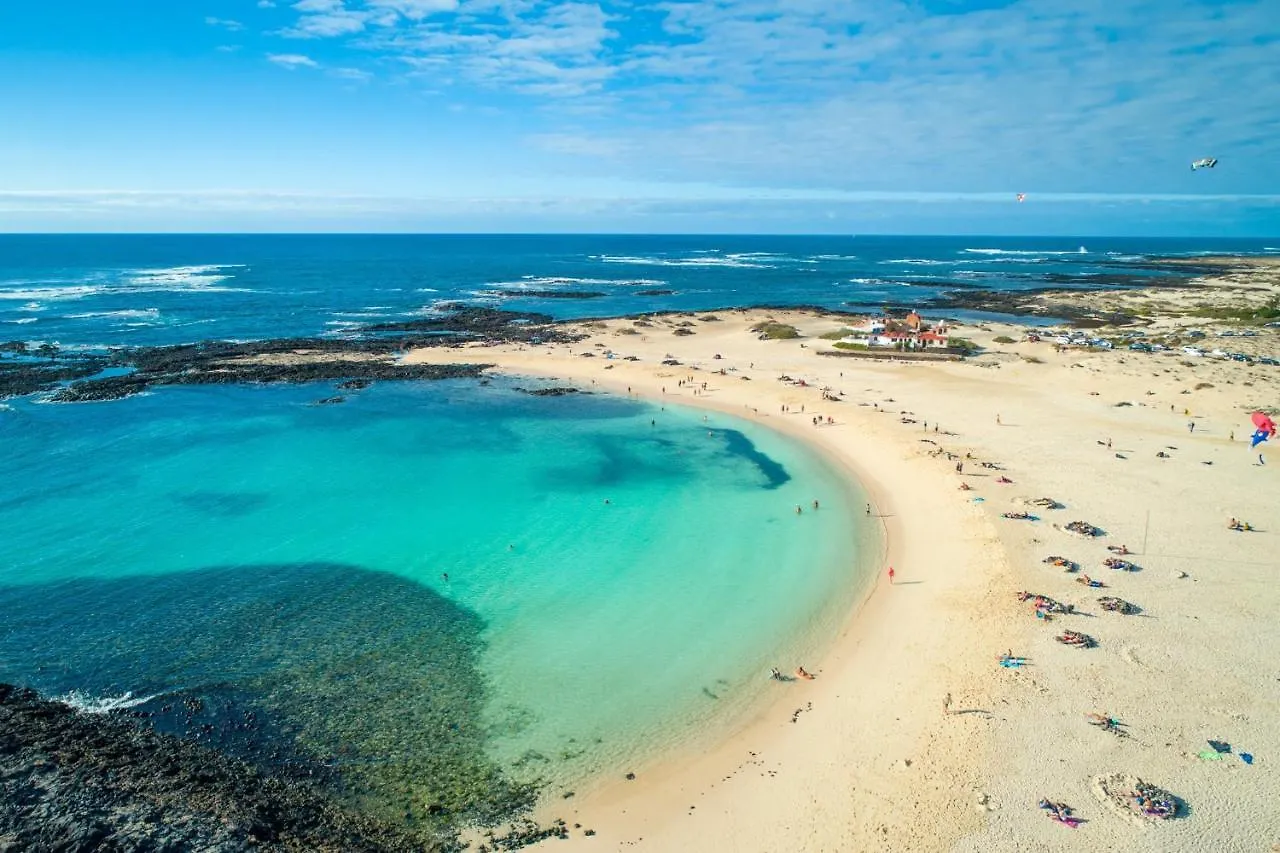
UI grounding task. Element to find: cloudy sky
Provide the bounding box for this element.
[1,0,1277,233]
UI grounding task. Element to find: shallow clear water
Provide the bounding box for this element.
[0,378,876,795]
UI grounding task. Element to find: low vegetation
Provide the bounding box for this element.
[992,335,1017,344]
[819,329,851,340]
[751,321,801,340]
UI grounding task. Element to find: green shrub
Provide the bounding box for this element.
[992,335,1016,344]
[750,321,800,340]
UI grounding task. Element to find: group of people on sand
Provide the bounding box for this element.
[1228,517,1255,531]
[770,666,815,681]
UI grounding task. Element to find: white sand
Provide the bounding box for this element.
[406,282,1280,851]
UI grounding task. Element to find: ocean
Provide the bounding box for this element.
[0,233,1272,828]
[2,234,1277,347]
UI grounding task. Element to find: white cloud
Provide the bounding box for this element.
[258,0,277,6]
[267,52,321,68]
[260,0,1280,195]
[331,66,374,81]
[367,0,459,20]
[204,16,244,31]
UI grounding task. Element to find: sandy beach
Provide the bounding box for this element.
[405,261,1280,852]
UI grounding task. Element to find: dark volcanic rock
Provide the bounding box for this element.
[513,387,583,397]
[48,361,489,403]
[635,289,675,296]
[5,308,592,404]
[337,378,373,391]
[0,360,109,399]
[0,683,439,852]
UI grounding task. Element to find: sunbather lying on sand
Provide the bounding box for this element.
[1107,544,1130,555]
[1228,518,1254,531]
[1076,575,1106,588]
[1037,799,1082,828]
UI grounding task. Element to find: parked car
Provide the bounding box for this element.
[1181,346,1204,356]
[1258,357,1279,366]
[1129,342,1150,352]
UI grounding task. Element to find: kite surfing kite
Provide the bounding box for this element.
[1016,193,1026,203]
[1191,157,1218,170]
[1251,411,1275,448]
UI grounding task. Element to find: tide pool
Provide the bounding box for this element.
[0,378,878,821]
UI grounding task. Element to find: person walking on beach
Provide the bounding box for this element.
[866,503,871,515]
[943,692,952,716]
[888,566,896,585]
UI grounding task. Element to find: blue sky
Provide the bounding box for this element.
[1,0,1278,234]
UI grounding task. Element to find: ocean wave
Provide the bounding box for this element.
[484,276,666,289]
[54,689,159,714]
[66,308,161,321]
[847,278,883,284]
[3,317,37,324]
[0,285,105,301]
[880,258,957,266]
[810,254,859,261]
[596,255,773,269]
[963,248,1081,256]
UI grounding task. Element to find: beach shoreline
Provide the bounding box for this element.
[408,315,1019,852]
[408,258,1280,851]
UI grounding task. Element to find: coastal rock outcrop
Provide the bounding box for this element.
[0,683,436,852]
[3,308,588,403]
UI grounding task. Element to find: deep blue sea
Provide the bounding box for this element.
[3,234,1277,348]
[1,234,1274,824]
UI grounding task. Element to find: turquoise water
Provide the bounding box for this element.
[0,378,877,808]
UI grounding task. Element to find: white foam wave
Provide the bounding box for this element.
[881,258,956,266]
[847,278,882,284]
[485,276,667,289]
[963,248,1078,256]
[4,317,38,324]
[67,308,161,321]
[55,689,158,714]
[19,301,44,312]
[811,254,860,261]
[1,264,252,303]
[0,285,105,301]
[597,255,772,269]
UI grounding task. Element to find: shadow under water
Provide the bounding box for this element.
[0,563,536,832]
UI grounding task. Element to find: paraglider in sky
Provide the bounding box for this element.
[1016,193,1026,203]
[1191,157,1218,170]
[1250,411,1275,448]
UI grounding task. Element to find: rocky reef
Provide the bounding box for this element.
[0,683,438,852]
[1,308,586,403]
